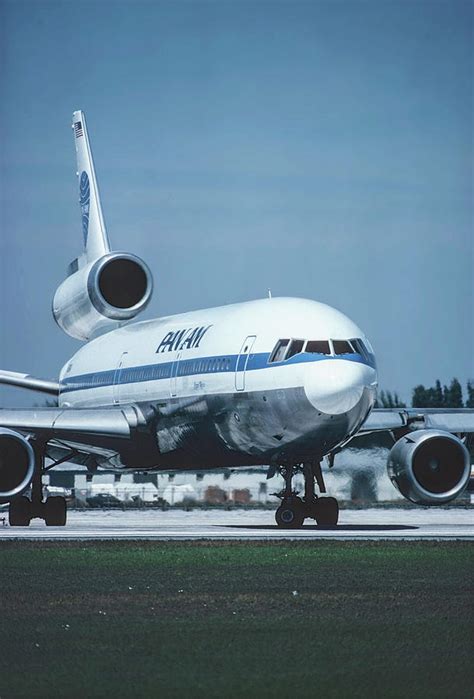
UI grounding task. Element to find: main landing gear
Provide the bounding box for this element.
[9,441,67,527]
[274,462,339,528]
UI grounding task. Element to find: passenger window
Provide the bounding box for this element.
[286,339,305,360]
[269,339,290,363]
[332,340,355,355]
[305,340,331,355]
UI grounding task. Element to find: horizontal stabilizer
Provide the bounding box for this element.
[0,370,60,396]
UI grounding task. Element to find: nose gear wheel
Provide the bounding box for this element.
[311,497,339,526]
[274,461,340,528]
[275,496,305,528]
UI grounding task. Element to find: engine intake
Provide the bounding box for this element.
[95,257,148,309]
[387,429,471,505]
[53,252,153,340]
[0,429,35,503]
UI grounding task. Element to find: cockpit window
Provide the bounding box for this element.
[269,336,375,365]
[332,340,355,355]
[270,338,331,363]
[305,340,331,355]
[350,338,367,358]
[269,339,290,363]
[286,339,305,360]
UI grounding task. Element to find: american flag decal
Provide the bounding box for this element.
[74,121,83,138]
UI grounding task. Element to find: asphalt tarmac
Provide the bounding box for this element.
[0,507,472,540]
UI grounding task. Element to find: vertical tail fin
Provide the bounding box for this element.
[72,110,110,261]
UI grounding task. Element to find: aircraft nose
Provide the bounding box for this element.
[304,360,376,415]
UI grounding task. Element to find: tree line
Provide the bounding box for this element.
[376,379,474,409]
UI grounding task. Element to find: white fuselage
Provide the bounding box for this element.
[58,297,377,469]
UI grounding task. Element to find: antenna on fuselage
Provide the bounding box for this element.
[268,288,272,299]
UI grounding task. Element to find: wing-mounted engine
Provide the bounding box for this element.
[53,110,154,341]
[0,429,35,503]
[53,252,153,340]
[387,429,470,504]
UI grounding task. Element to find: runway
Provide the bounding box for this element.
[0,507,472,540]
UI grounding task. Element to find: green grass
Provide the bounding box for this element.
[0,541,472,698]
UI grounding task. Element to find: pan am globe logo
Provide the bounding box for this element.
[79,171,90,245]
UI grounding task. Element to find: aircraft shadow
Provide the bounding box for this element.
[225,524,419,531]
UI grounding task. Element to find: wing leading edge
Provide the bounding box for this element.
[0,370,60,396]
[360,408,474,435]
[0,404,159,470]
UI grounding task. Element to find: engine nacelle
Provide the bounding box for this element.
[53,252,153,340]
[0,429,35,503]
[387,429,471,505]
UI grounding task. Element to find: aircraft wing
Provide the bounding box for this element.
[0,404,158,469]
[360,408,474,435]
[0,370,60,395]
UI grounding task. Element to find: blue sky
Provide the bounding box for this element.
[0,0,472,407]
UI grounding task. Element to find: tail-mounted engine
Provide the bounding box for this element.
[53,252,153,341]
[52,111,154,341]
[0,429,35,503]
[387,429,470,505]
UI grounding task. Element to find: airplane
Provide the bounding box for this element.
[0,110,472,528]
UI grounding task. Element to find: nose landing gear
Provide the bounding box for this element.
[275,495,305,528]
[274,461,339,528]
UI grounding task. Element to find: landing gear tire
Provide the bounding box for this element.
[9,496,31,527]
[44,496,67,526]
[315,497,339,526]
[275,500,304,528]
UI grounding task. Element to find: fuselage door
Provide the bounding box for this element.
[235,335,256,391]
[113,351,128,405]
[170,352,181,397]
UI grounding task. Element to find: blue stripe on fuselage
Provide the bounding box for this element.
[60,351,375,394]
